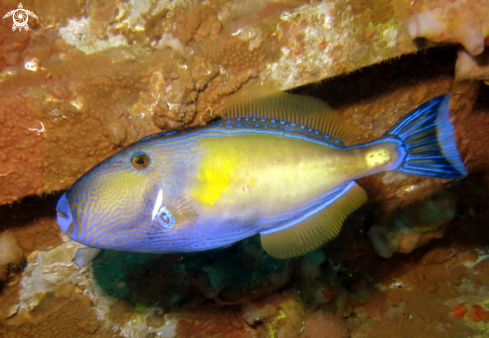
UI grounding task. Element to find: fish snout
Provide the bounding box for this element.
[56,193,74,233]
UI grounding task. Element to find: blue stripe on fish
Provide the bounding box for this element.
[79,136,204,250]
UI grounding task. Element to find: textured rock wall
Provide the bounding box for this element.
[2,0,489,337]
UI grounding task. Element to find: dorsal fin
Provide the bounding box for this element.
[225,86,352,144]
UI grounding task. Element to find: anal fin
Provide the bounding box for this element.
[260,182,367,259]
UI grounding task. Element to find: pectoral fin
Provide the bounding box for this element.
[260,182,367,259]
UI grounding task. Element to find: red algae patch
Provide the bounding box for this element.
[452,303,467,319]
[468,304,489,323]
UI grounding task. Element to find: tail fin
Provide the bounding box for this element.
[385,95,467,179]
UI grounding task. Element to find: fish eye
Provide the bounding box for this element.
[131,153,150,169]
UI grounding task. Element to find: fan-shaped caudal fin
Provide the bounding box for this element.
[226,86,353,145]
[385,95,467,179]
[260,182,367,259]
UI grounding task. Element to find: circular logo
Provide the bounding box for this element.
[13,9,28,29]
[2,3,38,32]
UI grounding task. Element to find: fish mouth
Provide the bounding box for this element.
[56,193,74,233]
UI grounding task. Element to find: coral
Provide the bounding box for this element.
[286,249,343,311]
[192,31,281,120]
[0,48,174,203]
[149,57,205,130]
[471,256,489,287]
[0,231,23,282]
[368,223,446,259]
[242,293,305,338]
[0,280,22,321]
[176,306,246,338]
[154,33,185,53]
[407,0,489,86]
[407,0,489,56]
[11,237,180,337]
[0,196,61,321]
[360,291,388,321]
[302,310,350,338]
[241,294,287,326]
[30,0,85,28]
[0,93,46,202]
[2,1,489,337]
[455,49,489,81]
[0,3,31,71]
[368,191,456,258]
[150,20,280,129]
[274,296,305,338]
[2,283,120,338]
[174,6,222,44]
[298,249,327,281]
[0,231,23,267]
[59,17,129,55]
[356,288,477,337]
[260,1,416,89]
[0,199,61,254]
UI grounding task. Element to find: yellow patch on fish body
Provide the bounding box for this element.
[192,153,236,206]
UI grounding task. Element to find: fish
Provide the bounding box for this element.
[56,87,468,259]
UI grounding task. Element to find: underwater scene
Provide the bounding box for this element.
[1,0,489,337]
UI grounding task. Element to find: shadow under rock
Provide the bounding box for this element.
[91,235,293,309]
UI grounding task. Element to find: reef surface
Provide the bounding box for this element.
[1,0,489,337]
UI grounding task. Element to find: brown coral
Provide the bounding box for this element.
[193,33,281,120]
[1,283,121,338]
[302,310,350,338]
[0,93,46,203]
[368,191,455,258]
[455,49,489,81]
[176,307,246,338]
[0,194,61,254]
[0,231,23,283]
[408,0,489,56]
[0,3,31,70]
[0,47,170,203]
[174,6,222,44]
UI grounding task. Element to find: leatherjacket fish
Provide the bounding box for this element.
[56,87,467,259]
